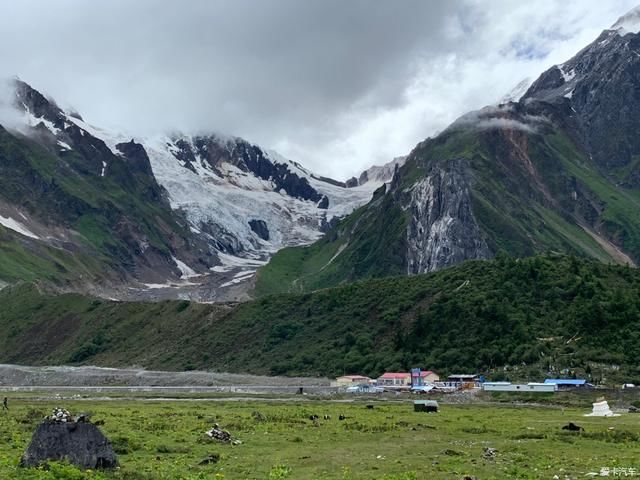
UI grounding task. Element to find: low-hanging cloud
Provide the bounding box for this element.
[0,80,24,131]
[475,117,538,133]
[0,0,636,179]
[449,105,548,133]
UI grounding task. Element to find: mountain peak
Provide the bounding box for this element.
[11,78,64,121]
[611,5,640,35]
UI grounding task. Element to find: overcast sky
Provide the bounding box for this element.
[0,1,637,179]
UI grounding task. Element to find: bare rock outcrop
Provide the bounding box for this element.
[406,158,490,274]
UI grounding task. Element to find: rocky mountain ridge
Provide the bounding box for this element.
[1,80,393,300]
[255,6,640,294]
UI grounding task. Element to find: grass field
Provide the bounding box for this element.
[1,396,639,479]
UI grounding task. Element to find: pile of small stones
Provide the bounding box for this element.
[47,408,73,423]
[206,424,242,445]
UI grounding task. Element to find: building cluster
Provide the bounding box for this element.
[332,370,485,392]
[333,371,593,394]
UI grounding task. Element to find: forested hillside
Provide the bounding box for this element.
[1,254,639,384]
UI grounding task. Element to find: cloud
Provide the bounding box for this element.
[0,79,24,131]
[0,0,637,179]
[475,118,537,133]
[446,105,548,133]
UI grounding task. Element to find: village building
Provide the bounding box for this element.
[482,382,557,393]
[332,375,373,387]
[544,379,591,389]
[377,372,411,387]
[410,370,440,385]
[446,374,480,389]
[422,371,440,383]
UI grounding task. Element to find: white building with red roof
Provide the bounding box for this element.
[377,372,411,387]
[378,370,440,387]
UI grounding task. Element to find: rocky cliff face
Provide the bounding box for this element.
[406,159,490,274]
[524,12,640,179]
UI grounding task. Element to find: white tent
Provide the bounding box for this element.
[584,399,619,417]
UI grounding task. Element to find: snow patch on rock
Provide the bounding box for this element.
[57,140,72,150]
[22,108,60,135]
[0,214,39,239]
[171,255,201,279]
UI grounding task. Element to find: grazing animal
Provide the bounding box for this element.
[338,414,346,421]
[309,415,319,421]
[323,415,331,420]
[366,405,374,410]
[562,422,584,431]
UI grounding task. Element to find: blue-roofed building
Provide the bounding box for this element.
[544,379,591,389]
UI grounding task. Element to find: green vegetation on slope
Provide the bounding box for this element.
[0,127,193,283]
[254,123,633,296]
[544,132,640,260]
[0,229,105,283]
[254,189,408,296]
[468,129,617,261]
[2,255,640,384]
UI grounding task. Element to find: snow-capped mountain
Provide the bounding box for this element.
[57,114,382,265]
[143,134,382,256]
[0,79,386,300]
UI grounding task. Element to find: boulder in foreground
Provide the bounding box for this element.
[21,418,117,469]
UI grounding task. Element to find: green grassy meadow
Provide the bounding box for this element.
[1,397,639,479]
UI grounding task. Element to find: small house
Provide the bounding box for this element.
[446,374,479,389]
[377,372,411,387]
[482,382,557,393]
[410,369,440,386]
[422,371,440,383]
[544,379,591,389]
[333,375,373,387]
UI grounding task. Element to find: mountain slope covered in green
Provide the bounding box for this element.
[0,83,211,287]
[255,110,637,295]
[254,23,640,295]
[2,255,639,384]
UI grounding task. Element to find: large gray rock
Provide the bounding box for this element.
[21,422,118,469]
